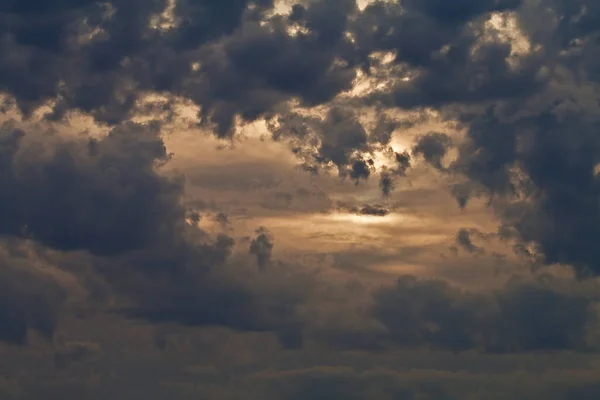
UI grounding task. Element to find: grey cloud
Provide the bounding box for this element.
[0,251,65,345]
[456,228,485,254]
[0,0,553,195]
[269,105,412,190]
[4,0,600,380]
[0,0,362,139]
[53,340,101,369]
[413,132,453,171]
[356,204,389,217]
[433,0,600,276]
[270,106,373,179]
[356,0,544,110]
[317,0,600,279]
[0,120,181,256]
[371,275,593,352]
[336,203,391,217]
[379,150,412,196]
[249,227,274,269]
[0,121,307,347]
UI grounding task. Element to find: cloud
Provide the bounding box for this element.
[269,105,379,180]
[413,132,453,171]
[53,340,101,369]
[0,257,65,345]
[3,1,600,396]
[336,203,391,217]
[249,227,274,269]
[409,1,600,277]
[380,150,412,196]
[0,120,182,256]
[371,275,593,352]
[456,228,485,254]
[0,120,314,346]
[0,0,361,137]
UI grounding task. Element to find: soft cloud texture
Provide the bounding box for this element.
[2,0,600,398]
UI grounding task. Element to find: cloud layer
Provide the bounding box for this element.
[2,0,600,398]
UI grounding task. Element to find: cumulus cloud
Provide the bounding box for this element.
[249,227,274,269]
[0,120,181,256]
[0,120,306,346]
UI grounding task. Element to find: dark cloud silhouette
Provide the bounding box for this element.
[0,0,363,138]
[269,106,383,179]
[0,121,307,346]
[371,275,592,352]
[0,247,66,345]
[0,120,181,256]
[379,169,395,197]
[249,227,274,269]
[357,204,389,217]
[335,201,392,217]
[413,132,453,171]
[353,204,390,217]
[0,0,560,201]
[411,1,600,277]
[360,2,544,109]
[379,150,412,196]
[3,2,600,392]
[456,228,484,254]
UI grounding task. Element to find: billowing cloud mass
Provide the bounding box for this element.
[2,0,600,398]
[0,120,181,255]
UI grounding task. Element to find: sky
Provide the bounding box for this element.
[1,0,600,398]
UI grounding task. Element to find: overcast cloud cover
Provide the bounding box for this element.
[2,0,600,398]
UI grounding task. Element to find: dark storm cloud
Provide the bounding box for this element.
[355,0,544,110]
[413,132,453,171]
[452,94,600,276]
[380,150,411,196]
[0,120,304,346]
[0,0,170,120]
[170,0,275,50]
[371,275,593,352]
[415,1,600,277]
[95,222,300,342]
[249,227,274,269]
[0,263,65,346]
[269,106,374,179]
[0,0,551,193]
[0,120,181,256]
[290,0,600,278]
[4,0,600,364]
[190,0,358,137]
[0,0,362,137]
